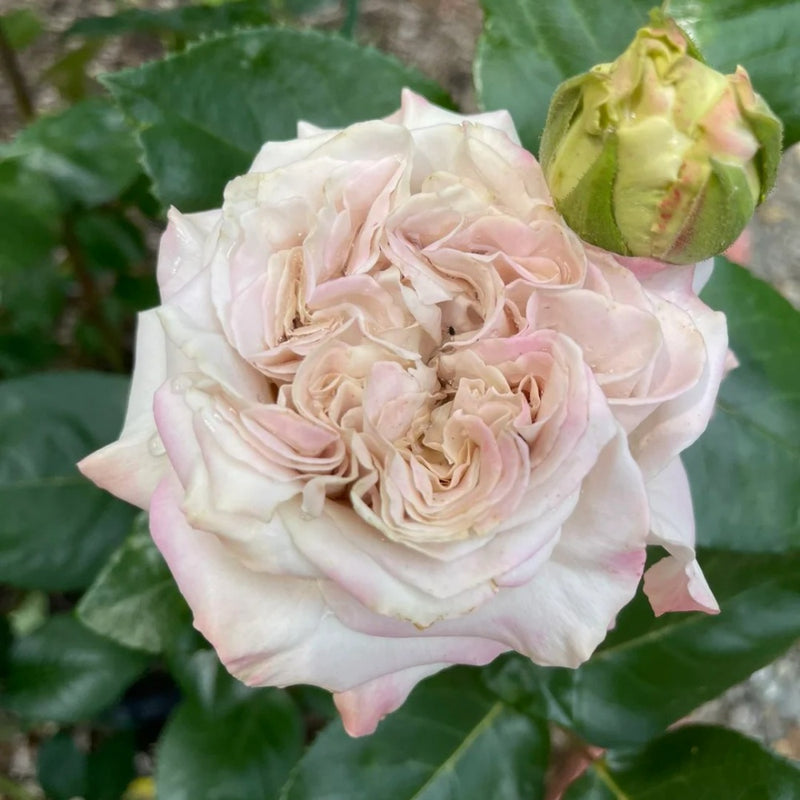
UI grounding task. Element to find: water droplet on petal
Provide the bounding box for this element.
[200,410,217,432]
[171,375,193,394]
[201,407,226,432]
[148,434,166,457]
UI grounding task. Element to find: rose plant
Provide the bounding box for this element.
[80,89,726,736]
[3,2,800,796]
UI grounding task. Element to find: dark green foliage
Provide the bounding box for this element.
[103,27,453,211]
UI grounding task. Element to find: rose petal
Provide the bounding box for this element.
[393,87,521,144]
[643,458,719,615]
[78,310,168,509]
[157,208,221,301]
[626,284,728,477]
[150,475,506,693]
[333,663,448,736]
[456,432,649,666]
[322,433,648,668]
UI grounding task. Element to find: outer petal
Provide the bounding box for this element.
[396,88,521,142]
[152,381,323,578]
[285,502,498,626]
[626,272,729,477]
[248,129,340,171]
[150,476,506,693]
[156,208,221,301]
[457,432,650,665]
[333,663,449,736]
[692,258,716,293]
[78,310,168,508]
[643,458,719,615]
[328,491,573,599]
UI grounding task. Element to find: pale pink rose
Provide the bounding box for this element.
[79,90,726,736]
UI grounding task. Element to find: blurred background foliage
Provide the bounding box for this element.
[0,1,799,798]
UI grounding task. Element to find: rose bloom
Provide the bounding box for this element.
[80,90,726,736]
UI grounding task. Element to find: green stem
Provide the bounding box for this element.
[63,215,126,372]
[340,0,360,38]
[0,24,34,122]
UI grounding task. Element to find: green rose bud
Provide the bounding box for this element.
[539,11,782,264]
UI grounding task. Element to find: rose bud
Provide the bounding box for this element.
[539,11,782,264]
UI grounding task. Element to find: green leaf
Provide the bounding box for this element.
[287,685,337,731]
[0,159,61,273]
[86,731,137,800]
[118,171,163,218]
[0,158,65,376]
[684,258,800,552]
[280,667,548,800]
[78,514,192,654]
[0,616,11,679]
[73,208,147,274]
[0,372,137,590]
[164,636,268,717]
[37,729,137,800]
[665,0,800,146]
[70,205,157,330]
[2,98,142,206]
[7,590,48,636]
[0,8,44,50]
[37,731,88,800]
[2,615,150,723]
[103,27,452,211]
[113,272,160,313]
[155,674,303,800]
[564,725,800,799]
[561,769,615,800]
[484,549,800,748]
[475,0,652,151]
[67,0,274,42]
